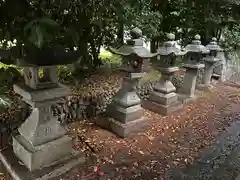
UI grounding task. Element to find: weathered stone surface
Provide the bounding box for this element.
[23,66,58,90]
[144,34,183,115]
[197,83,214,92]
[110,27,157,59]
[8,79,83,174]
[153,68,178,94]
[111,88,141,108]
[14,84,69,146]
[142,99,182,116]
[148,92,178,105]
[179,62,205,98]
[100,74,147,137]
[96,115,150,138]
[198,38,222,90]
[96,27,156,137]
[13,135,73,171]
[185,35,209,64]
[0,146,85,180]
[180,35,208,98]
[178,93,198,104]
[107,103,143,123]
[202,62,216,85]
[18,107,66,146]
[13,83,70,103]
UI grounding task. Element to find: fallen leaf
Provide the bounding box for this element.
[133,162,138,167]
[98,171,105,176]
[94,167,98,172]
[139,150,144,155]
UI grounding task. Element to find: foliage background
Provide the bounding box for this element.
[0,0,240,111]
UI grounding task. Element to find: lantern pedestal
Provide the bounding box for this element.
[0,147,85,180]
[198,59,218,91]
[0,82,85,180]
[12,83,78,171]
[96,72,150,138]
[143,67,182,115]
[179,63,205,98]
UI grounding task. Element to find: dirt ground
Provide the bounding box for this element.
[49,82,240,180]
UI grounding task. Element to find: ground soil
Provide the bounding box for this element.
[51,82,240,180]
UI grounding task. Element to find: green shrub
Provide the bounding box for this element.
[58,65,75,84]
[0,66,22,87]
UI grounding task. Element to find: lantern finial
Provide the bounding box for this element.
[167,33,175,40]
[195,34,201,40]
[212,37,217,42]
[130,27,142,39]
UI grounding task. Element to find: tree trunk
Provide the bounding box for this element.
[117,22,124,45]
[150,38,157,53]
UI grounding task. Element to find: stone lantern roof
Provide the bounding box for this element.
[0,45,81,66]
[185,34,209,54]
[206,37,222,52]
[109,27,157,58]
[157,33,186,56]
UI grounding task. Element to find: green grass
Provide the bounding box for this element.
[140,69,161,83]
[99,49,122,68]
[99,49,161,82]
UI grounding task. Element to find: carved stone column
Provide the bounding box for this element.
[198,37,222,90]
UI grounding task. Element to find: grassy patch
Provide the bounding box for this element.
[140,69,161,83]
[99,49,122,68]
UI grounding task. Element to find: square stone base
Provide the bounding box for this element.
[107,103,143,123]
[96,114,150,138]
[197,84,214,92]
[149,92,178,105]
[142,100,183,116]
[0,146,85,180]
[13,135,74,171]
[178,94,197,104]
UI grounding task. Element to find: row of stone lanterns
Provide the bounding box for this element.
[97,28,223,138]
[0,27,223,179]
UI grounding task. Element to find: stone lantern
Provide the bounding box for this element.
[179,35,209,99]
[96,27,157,138]
[214,49,226,82]
[198,37,222,90]
[0,48,84,179]
[143,33,186,115]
